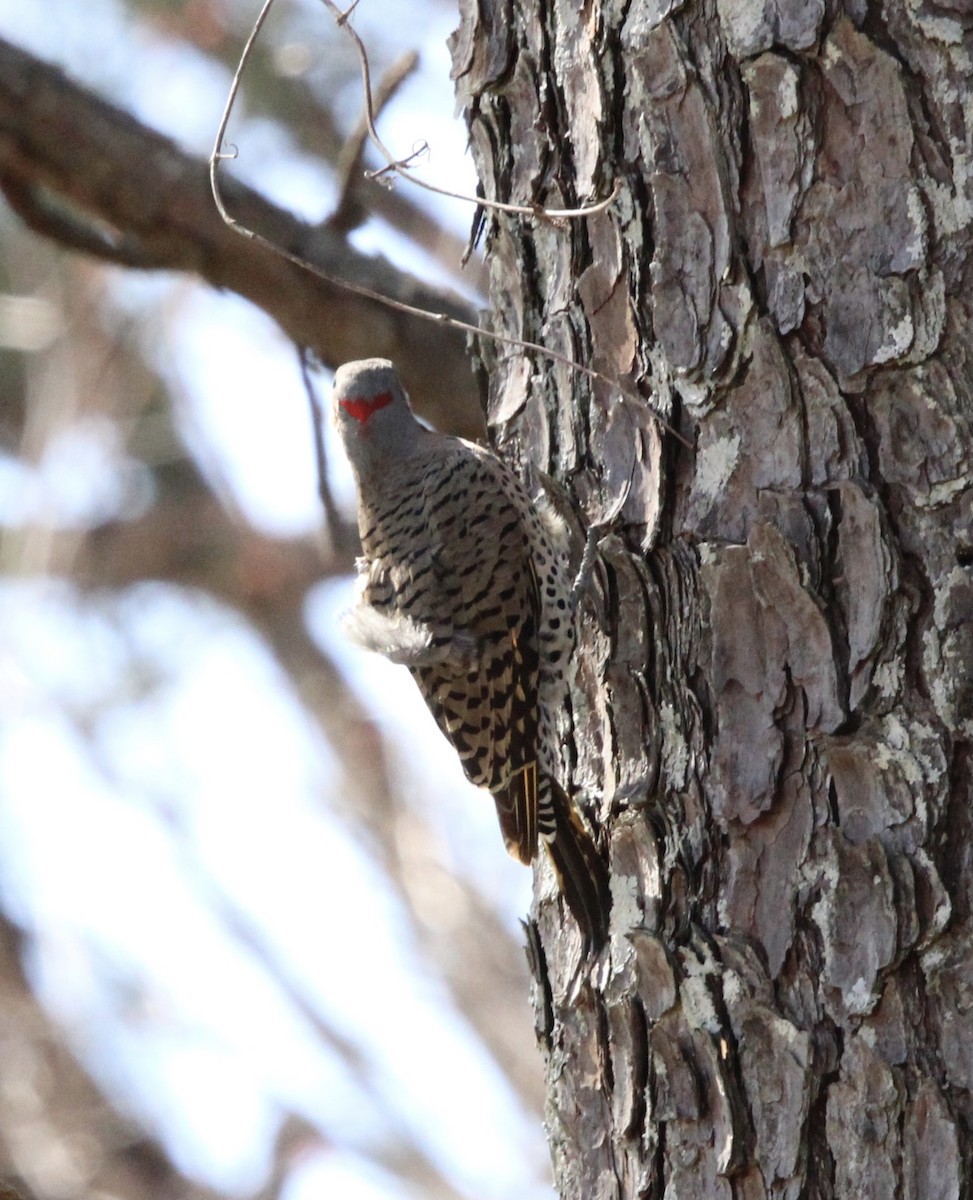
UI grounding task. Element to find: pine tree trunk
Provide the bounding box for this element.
[451,3,973,1196]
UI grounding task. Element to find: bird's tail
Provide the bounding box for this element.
[542,778,611,951]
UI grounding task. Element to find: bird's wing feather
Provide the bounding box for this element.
[405,449,542,863]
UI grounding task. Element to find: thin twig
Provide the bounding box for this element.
[207,0,692,452]
[331,49,420,233]
[209,0,278,231]
[299,345,344,538]
[320,0,619,220]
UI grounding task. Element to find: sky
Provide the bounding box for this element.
[0,2,547,1197]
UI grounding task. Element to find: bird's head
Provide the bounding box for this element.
[332,358,421,474]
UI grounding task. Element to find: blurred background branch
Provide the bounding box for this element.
[0,4,545,1200]
[0,35,485,439]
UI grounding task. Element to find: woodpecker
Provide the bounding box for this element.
[332,358,609,948]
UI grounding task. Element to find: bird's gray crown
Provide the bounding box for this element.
[332,358,421,471]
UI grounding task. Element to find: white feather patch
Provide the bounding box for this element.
[535,493,572,555]
[342,604,434,665]
[342,604,480,669]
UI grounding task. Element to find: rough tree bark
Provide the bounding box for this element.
[452,2,972,1197]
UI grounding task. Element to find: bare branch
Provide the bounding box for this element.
[209,0,277,231]
[330,49,420,233]
[208,9,689,453]
[1,175,160,268]
[0,36,485,439]
[298,345,344,539]
[321,0,620,220]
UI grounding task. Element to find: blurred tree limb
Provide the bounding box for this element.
[0,910,230,1200]
[0,246,544,1179]
[0,37,485,438]
[0,21,546,1200]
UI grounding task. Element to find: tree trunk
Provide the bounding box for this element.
[452,3,973,1196]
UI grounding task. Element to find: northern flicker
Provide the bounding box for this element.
[333,358,610,947]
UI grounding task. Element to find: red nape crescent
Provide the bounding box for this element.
[340,391,395,425]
